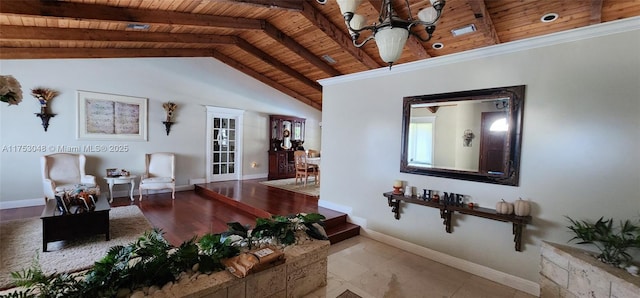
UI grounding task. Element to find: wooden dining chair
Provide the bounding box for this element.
[294,150,318,186]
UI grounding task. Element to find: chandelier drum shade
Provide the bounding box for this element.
[317,0,446,68]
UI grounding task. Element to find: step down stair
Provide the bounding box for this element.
[194,184,359,244]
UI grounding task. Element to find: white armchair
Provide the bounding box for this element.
[139,152,175,201]
[41,153,98,202]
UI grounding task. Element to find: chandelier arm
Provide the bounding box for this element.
[408,29,434,42]
[345,23,378,35]
[405,0,414,21]
[353,35,375,48]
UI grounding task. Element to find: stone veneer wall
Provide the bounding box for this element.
[0,240,330,298]
[141,240,330,298]
[540,241,639,298]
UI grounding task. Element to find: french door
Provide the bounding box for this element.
[206,106,244,182]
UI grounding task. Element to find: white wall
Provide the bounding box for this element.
[319,21,640,286]
[0,57,321,206]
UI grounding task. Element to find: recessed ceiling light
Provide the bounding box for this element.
[126,23,150,30]
[541,13,559,23]
[432,42,444,50]
[321,54,337,64]
[451,24,476,37]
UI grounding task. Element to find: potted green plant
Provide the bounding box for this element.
[566,216,640,268]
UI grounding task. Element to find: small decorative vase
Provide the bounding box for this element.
[40,106,47,114]
[404,186,413,197]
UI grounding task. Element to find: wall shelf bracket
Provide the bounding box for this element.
[440,209,453,233]
[387,197,400,220]
[35,113,56,132]
[162,121,174,135]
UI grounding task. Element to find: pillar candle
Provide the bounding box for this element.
[393,180,402,187]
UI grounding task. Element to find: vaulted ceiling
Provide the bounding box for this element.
[1,0,639,110]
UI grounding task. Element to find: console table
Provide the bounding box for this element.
[383,192,532,251]
[41,197,110,252]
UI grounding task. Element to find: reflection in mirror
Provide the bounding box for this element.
[401,85,525,186]
[292,121,305,141]
[282,120,292,149]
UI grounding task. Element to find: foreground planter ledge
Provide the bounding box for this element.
[540,241,639,298]
[146,240,329,298]
[1,240,330,298]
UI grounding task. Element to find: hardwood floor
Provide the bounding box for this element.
[0,179,354,246]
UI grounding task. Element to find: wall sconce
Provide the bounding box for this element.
[462,129,475,147]
[162,101,178,135]
[31,87,59,132]
[0,75,23,106]
[495,100,509,110]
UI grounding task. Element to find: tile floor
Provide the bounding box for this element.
[307,236,537,298]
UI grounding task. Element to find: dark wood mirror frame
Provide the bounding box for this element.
[400,85,525,186]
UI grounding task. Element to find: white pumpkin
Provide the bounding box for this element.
[495,199,514,214]
[514,198,531,216]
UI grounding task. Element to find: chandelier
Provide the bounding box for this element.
[317,0,446,68]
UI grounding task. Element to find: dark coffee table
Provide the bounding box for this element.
[41,196,111,252]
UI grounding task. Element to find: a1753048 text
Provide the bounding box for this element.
[1,144,129,153]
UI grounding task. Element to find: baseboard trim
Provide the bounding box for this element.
[243,173,268,180]
[0,198,45,209]
[0,185,195,210]
[346,215,367,228]
[318,200,352,214]
[189,178,206,185]
[360,228,540,297]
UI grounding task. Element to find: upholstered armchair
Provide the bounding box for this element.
[139,152,175,201]
[41,153,98,202]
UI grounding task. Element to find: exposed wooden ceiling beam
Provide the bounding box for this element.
[262,22,342,77]
[233,37,322,91]
[368,0,431,60]
[0,26,236,44]
[300,1,381,69]
[229,0,303,11]
[0,47,214,59]
[0,1,324,108]
[467,0,500,45]
[0,46,321,109]
[589,0,603,25]
[212,52,322,111]
[0,26,320,92]
[0,0,263,30]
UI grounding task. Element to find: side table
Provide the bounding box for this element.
[104,175,137,202]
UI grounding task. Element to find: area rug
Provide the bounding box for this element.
[0,205,152,289]
[259,178,320,197]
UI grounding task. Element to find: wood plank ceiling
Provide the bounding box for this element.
[1,0,639,110]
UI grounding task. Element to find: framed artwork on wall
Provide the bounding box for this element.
[77,90,148,141]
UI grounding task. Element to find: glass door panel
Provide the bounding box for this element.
[206,107,243,182]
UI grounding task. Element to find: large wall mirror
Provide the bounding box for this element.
[401,85,525,186]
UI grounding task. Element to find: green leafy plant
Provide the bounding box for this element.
[1,213,327,298]
[566,216,640,266]
[251,213,326,246]
[8,260,79,298]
